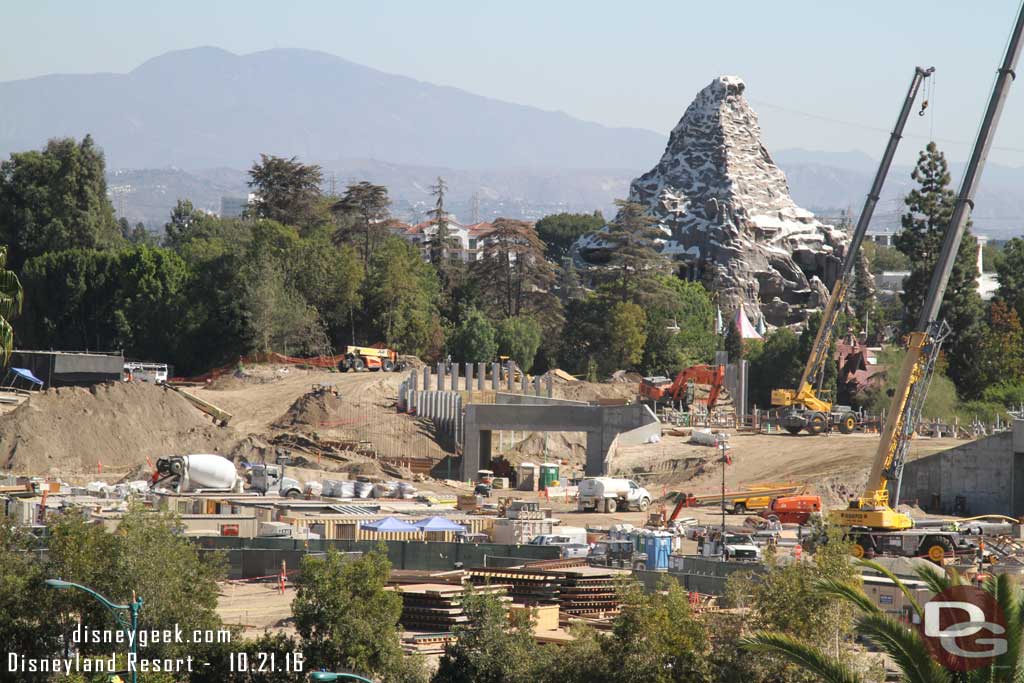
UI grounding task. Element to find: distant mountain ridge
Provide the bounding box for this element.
[0,46,664,170]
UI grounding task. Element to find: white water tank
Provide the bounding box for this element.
[183,454,238,490]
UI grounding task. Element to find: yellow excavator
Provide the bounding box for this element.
[834,11,1024,562]
[770,66,934,435]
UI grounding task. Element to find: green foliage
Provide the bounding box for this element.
[0,525,61,682]
[448,307,498,363]
[598,200,670,303]
[796,311,838,399]
[0,135,123,270]
[747,328,803,408]
[849,250,876,328]
[332,182,391,267]
[0,246,23,365]
[996,236,1024,321]
[724,321,744,363]
[973,300,1024,390]
[248,154,325,230]
[608,301,647,370]
[534,211,605,260]
[434,587,552,683]
[292,549,423,682]
[982,381,1024,409]
[861,240,909,274]
[366,237,443,355]
[495,315,542,371]
[641,276,717,374]
[859,346,959,422]
[895,143,985,396]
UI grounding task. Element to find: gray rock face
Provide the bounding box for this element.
[583,75,849,327]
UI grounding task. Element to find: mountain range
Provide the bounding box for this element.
[3,47,1022,237]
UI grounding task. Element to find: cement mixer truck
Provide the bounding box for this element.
[153,454,244,494]
[153,455,304,498]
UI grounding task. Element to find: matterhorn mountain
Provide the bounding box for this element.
[580,75,850,328]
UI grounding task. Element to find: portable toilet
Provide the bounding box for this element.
[643,532,672,571]
[539,462,560,489]
[517,462,539,491]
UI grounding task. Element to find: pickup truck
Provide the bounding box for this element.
[528,534,589,559]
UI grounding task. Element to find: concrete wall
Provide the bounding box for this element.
[463,401,659,478]
[901,423,1024,516]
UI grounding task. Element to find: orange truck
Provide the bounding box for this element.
[759,495,823,525]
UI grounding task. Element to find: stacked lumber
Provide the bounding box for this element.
[394,583,510,630]
[467,566,626,617]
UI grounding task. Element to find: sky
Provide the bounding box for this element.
[3,0,1024,166]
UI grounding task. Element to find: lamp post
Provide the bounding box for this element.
[310,673,376,683]
[46,579,143,683]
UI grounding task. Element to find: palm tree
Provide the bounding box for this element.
[0,246,22,365]
[741,558,1022,683]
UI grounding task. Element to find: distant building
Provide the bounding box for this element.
[220,193,255,218]
[866,227,898,247]
[388,218,498,263]
[873,233,995,300]
[9,350,124,387]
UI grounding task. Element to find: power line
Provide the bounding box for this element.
[749,98,1024,154]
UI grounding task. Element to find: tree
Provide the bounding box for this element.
[747,328,803,408]
[0,135,122,269]
[535,211,605,260]
[496,316,542,371]
[427,177,459,270]
[247,154,324,229]
[641,276,717,374]
[895,143,984,395]
[599,200,670,303]
[365,237,442,355]
[333,182,391,267]
[724,321,744,363]
[849,250,876,330]
[861,241,909,274]
[292,549,424,682]
[448,307,498,363]
[434,587,551,683]
[743,558,1024,683]
[0,525,61,683]
[995,236,1024,321]
[471,218,560,328]
[291,237,364,346]
[556,258,584,304]
[608,301,647,370]
[975,300,1024,389]
[0,246,23,365]
[240,253,329,356]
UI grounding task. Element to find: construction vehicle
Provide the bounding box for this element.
[152,454,244,493]
[577,477,653,513]
[249,463,303,498]
[667,484,803,521]
[759,495,822,525]
[835,23,1024,562]
[164,383,232,426]
[639,364,725,409]
[698,530,761,562]
[338,345,403,372]
[588,539,648,571]
[770,66,935,436]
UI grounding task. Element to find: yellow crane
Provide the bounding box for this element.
[771,66,934,436]
[834,10,1024,562]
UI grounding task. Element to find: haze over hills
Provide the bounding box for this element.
[3,47,1023,237]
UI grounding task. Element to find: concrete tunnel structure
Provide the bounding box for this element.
[462,395,661,478]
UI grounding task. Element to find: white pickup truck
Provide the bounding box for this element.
[577,477,652,513]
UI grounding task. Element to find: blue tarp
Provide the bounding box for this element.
[10,367,43,386]
[360,516,420,532]
[414,516,468,532]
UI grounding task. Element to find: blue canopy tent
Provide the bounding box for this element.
[3,367,44,392]
[414,516,468,533]
[360,516,420,533]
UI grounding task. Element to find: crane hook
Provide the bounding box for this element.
[918,100,929,116]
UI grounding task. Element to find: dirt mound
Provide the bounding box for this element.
[273,391,343,430]
[499,432,587,467]
[553,380,637,403]
[207,367,283,391]
[0,382,240,476]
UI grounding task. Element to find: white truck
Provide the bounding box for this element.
[698,531,762,562]
[577,477,652,513]
[249,463,303,498]
[528,530,589,559]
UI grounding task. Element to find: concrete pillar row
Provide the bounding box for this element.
[477,363,486,391]
[423,367,431,392]
[491,363,500,391]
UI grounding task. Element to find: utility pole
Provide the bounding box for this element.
[718,436,728,560]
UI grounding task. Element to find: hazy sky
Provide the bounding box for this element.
[4,0,1024,165]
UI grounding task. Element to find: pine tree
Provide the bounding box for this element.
[995,236,1024,321]
[557,257,584,303]
[331,181,391,267]
[850,249,876,333]
[724,321,744,363]
[894,142,985,395]
[427,176,459,268]
[600,199,670,302]
[976,301,1024,389]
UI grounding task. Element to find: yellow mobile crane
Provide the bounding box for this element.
[771,66,934,436]
[834,9,1024,562]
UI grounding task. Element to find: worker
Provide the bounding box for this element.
[793,543,803,562]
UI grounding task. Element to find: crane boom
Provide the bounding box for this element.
[840,4,1024,531]
[771,67,933,433]
[794,67,934,397]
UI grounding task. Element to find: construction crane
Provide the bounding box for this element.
[638,364,725,409]
[835,10,1024,563]
[771,66,934,436]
